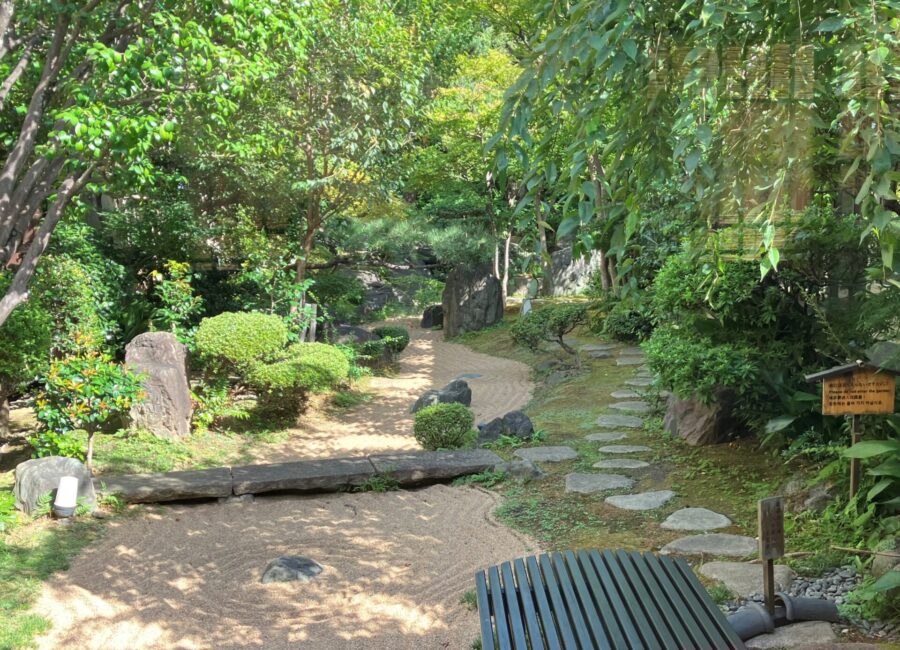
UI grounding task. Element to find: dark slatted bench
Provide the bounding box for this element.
[475,549,747,650]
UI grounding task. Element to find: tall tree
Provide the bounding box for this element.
[0,0,307,327]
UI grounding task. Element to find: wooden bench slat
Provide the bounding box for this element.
[550,551,597,649]
[514,558,546,650]
[640,552,713,648]
[501,561,529,649]
[613,550,681,648]
[489,566,512,649]
[576,550,632,649]
[539,553,581,649]
[593,550,653,648]
[671,558,748,649]
[563,550,613,650]
[526,555,562,649]
[620,551,695,648]
[476,571,497,650]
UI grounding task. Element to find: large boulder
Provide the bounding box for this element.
[421,304,444,329]
[125,332,192,438]
[546,246,604,296]
[477,410,534,445]
[663,389,743,446]
[410,379,472,414]
[333,324,380,345]
[14,456,95,515]
[442,264,503,338]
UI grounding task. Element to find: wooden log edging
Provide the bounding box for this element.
[93,449,503,504]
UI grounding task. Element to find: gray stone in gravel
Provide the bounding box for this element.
[700,561,795,598]
[611,390,641,399]
[745,621,836,650]
[597,445,652,454]
[514,446,578,462]
[585,432,628,442]
[605,490,675,510]
[596,414,644,429]
[625,377,654,387]
[616,356,645,366]
[661,507,732,531]
[609,400,652,414]
[593,459,650,470]
[261,556,323,584]
[565,473,633,494]
[660,533,758,558]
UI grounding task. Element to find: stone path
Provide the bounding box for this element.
[525,341,754,559]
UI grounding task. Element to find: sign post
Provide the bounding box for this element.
[758,497,785,615]
[806,361,897,500]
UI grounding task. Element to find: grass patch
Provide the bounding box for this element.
[354,473,400,493]
[459,589,478,611]
[707,583,736,605]
[453,470,508,488]
[329,389,373,409]
[0,512,106,649]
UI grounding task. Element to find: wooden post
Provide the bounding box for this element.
[849,414,862,499]
[758,497,785,616]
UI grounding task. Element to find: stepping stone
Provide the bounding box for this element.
[596,414,644,429]
[597,445,652,454]
[455,373,482,380]
[514,446,578,463]
[616,356,645,366]
[565,473,633,494]
[700,561,795,598]
[618,346,645,356]
[611,389,641,399]
[585,350,613,359]
[745,621,836,650]
[625,377,654,387]
[662,507,732,531]
[605,490,675,511]
[593,459,650,470]
[581,343,616,352]
[609,400,652,414]
[635,366,653,375]
[586,432,628,442]
[660,533,758,558]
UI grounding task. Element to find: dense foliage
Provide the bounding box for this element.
[511,303,588,355]
[372,326,411,354]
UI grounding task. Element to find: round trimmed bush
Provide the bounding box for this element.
[372,326,410,353]
[195,312,288,369]
[413,403,474,451]
[245,342,350,395]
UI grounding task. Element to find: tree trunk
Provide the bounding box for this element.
[536,191,553,296]
[597,249,611,293]
[0,378,10,440]
[607,255,618,293]
[85,430,94,474]
[501,232,511,305]
[493,244,500,280]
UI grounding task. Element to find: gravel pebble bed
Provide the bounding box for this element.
[719,566,899,640]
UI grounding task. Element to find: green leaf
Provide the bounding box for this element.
[622,39,637,61]
[816,16,850,32]
[844,440,900,459]
[871,570,900,592]
[685,150,701,173]
[557,217,579,239]
[765,415,796,433]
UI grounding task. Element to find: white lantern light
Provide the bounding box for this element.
[53,476,79,518]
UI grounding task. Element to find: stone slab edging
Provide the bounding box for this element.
[93,448,503,504]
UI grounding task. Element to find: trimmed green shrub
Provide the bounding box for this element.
[413,403,475,451]
[246,343,350,395]
[511,303,588,355]
[195,312,288,370]
[372,326,410,353]
[311,273,366,323]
